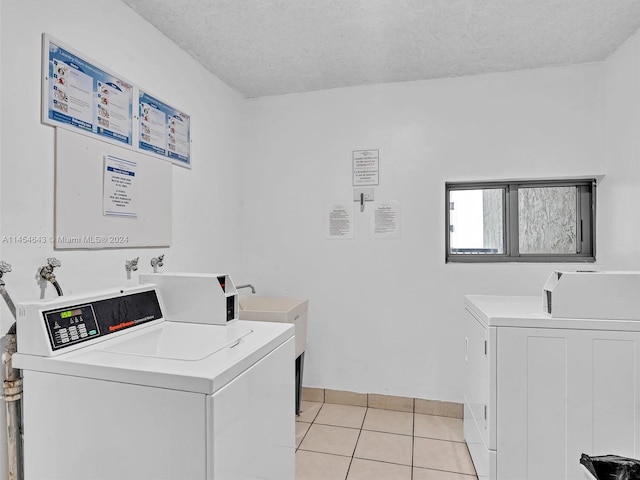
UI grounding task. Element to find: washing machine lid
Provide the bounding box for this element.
[99,321,253,360]
[14,320,293,394]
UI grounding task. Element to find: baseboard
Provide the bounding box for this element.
[301,387,463,419]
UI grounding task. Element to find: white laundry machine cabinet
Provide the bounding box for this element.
[13,284,295,480]
[464,294,640,480]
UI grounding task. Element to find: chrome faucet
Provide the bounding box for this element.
[125,257,139,279]
[0,261,16,319]
[39,257,63,296]
[236,284,256,294]
[150,255,164,273]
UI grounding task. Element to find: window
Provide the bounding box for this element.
[445,179,595,263]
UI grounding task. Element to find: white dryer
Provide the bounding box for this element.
[13,284,295,480]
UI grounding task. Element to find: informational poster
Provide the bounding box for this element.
[326,203,353,239]
[353,149,379,186]
[44,36,133,145]
[139,92,191,168]
[103,155,138,218]
[371,201,400,239]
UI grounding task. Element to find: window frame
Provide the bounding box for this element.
[445,179,596,263]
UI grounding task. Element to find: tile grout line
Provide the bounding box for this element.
[463,439,479,480]
[296,422,312,453]
[411,398,415,480]
[343,405,368,480]
[296,448,353,459]
[296,447,426,469]
[295,402,323,453]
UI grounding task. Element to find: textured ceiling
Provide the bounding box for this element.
[122,0,640,98]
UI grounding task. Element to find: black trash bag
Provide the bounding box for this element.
[581,453,640,480]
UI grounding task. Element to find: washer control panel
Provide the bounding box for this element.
[44,304,98,349]
[42,289,162,351]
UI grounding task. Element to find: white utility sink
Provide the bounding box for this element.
[238,296,308,358]
[239,295,309,415]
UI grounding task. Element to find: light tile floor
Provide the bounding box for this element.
[296,401,477,480]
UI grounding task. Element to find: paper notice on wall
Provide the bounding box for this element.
[326,203,354,239]
[371,201,400,238]
[352,149,379,186]
[103,155,138,217]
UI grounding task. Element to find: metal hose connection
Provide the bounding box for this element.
[0,261,16,320]
[125,257,139,280]
[38,257,63,296]
[150,255,164,274]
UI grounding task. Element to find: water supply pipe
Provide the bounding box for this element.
[1,261,23,480]
[38,257,63,296]
[4,326,22,480]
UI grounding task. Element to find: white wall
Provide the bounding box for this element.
[0,2,245,478]
[601,29,640,269]
[241,64,606,402]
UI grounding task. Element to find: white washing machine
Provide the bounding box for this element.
[13,284,295,480]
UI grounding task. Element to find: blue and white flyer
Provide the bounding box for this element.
[139,91,191,167]
[46,38,133,145]
[103,155,138,217]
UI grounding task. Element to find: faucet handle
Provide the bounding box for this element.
[125,257,139,272]
[0,261,12,275]
[47,257,61,268]
[150,255,165,273]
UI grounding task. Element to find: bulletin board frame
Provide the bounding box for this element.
[55,128,172,249]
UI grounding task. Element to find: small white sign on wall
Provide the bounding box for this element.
[371,201,400,239]
[352,149,379,186]
[326,203,354,239]
[103,155,138,218]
